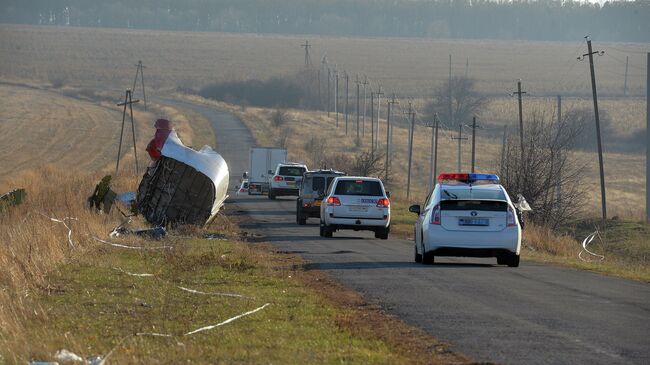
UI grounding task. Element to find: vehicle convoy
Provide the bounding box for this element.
[320,177,390,239]
[409,173,522,267]
[268,162,308,199]
[248,147,287,195]
[296,169,346,225]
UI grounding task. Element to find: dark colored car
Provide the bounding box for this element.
[296,169,345,225]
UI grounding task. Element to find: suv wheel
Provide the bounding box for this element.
[374,228,389,240]
[268,191,276,200]
[321,223,333,238]
[296,201,306,225]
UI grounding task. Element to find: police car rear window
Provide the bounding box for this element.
[441,200,507,211]
[334,180,383,196]
[441,189,506,201]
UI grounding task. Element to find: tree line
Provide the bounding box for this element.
[1,0,649,42]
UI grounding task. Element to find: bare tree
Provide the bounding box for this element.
[499,111,587,228]
[426,76,486,126]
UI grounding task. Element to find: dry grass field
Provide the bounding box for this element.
[1,24,648,97]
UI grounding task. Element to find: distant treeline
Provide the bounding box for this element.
[2,0,649,42]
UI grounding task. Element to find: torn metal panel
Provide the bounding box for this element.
[137,129,229,226]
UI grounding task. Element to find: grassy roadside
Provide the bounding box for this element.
[2,219,470,364]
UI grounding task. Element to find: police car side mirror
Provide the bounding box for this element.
[408,204,420,215]
[386,191,391,198]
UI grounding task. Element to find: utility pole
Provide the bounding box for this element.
[405,102,416,199]
[512,79,527,163]
[356,75,361,141]
[327,67,331,117]
[452,124,468,172]
[385,95,398,182]
[301,40,312,67]
[362,76,369,136]
[429,114,439,193]
[345,72,349,135]
[115,89,140,176]
[470,116,478,173]
[500,125,507,173]
[556,95,563,201]
[132,60,147,110]
[646,52,649,223]
[645,52,650,223]
[370,91,375,152]
[376,86,383,150]
[449,54,453,126]
[334,68,339,127]
[580,36,607,222]
[623,56,630,96]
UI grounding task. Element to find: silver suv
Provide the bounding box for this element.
[268,162,308,199]
[296,169,346,225]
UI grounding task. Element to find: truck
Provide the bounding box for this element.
[248,147,287,195]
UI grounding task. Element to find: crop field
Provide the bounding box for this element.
[0,24,648,97]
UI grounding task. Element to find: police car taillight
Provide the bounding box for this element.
[327,196,341,206]
[507,206,517,227]
[274,176,283,181]
[430,204,441,225]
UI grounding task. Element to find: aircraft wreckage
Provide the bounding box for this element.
[136,119,229,227]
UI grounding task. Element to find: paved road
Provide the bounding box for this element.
[165,98,650,365]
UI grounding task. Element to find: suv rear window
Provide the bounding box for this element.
[279,166,306,176]
[334,180,383,196]
[441,200,507,211]
[312,177,325,191]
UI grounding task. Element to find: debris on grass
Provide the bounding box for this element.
[0,188,26,210]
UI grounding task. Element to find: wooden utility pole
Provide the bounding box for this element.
[429,114,439,193]
[327,67,331,117]
[362,77,369,136]
[646,52,649,223]
[345,72,349,135]
[645,52,650,223]
[500,125,507,173]
[385,95,398,182]
[452,124,468,172]
[470,116,478,173]
[580,36,607,222]
[334,69,339,127]
[556,95,563,201]
[370,91,375,152]
[356,75,361,141]
[375,86,383,150]
[301,40,312,67]
[623,56,630,96]
[449,54,453,126]
[512,79,527,162]
[115,90,140,176]
[405,103,416,199]
[132,60,147,110]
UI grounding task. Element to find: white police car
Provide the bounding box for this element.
[320,177,390,239]
[410,173,521,267]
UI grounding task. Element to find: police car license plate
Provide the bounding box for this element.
[286,181,295,186]
[459,218,489,226]
[350,206,368,212]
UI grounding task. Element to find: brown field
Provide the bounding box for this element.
[0,24,648,97]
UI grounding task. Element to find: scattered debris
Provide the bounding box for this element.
[113,267,154,277]
[87,175,116,213]
[136,303,271,338]
[40,214,78,248]
[515,194,532,211]
[0,188,26,210]
[579,229,605,262]
[54,349,84,363]
[92,237,173,250]
[137,119,229,227]
[205,233,228,240]
[110,226,166,240]
[177,285,246,298]
[28,362,59,365]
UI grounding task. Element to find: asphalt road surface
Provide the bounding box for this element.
[165,98,650,365]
